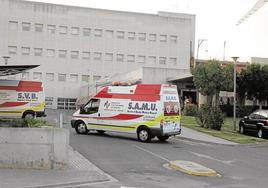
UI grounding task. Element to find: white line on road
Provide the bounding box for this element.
[133,145,170,162]
[189,151,234,165]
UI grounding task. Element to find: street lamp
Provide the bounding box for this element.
[195,39,207,67]
[232,56,239,131]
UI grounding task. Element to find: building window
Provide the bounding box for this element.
[128,32,135,40]
[71,27,79,35]
[58,50,67,58]
[159,57,166,64]
[70,51,79,59]
[21,72,29,80]
[46,73,54,81]
[149,34,157,42]
[70,74,78,82]
[9,21,18,30]
[22,22,31,31]
[35,23,43,32]
[57,98,77,110]
[94,52,102,60]
[33,72,42,80]
[21,47,30,55]
[82,51,90,59]
[116,54,124,62]
[160,35,167,42]
[83,28,91,36]
[34,48,43,56]
[47,25,56,34]
[138,55,145,63]
[45,97,53,107]
[127,55,135,63]
[8,46,17,55]
[93,75,101,81]
[105,53,113,62]
[117,31,125,39]
[138,33,146,41]
[170,57,177,65]
[58,74,66,82]
[47,49,55,57]
[59,26,68,34]
[148,56,156,64]
[82,75,90,82]
[170,35,177,43]
[106,30,114,38]
[94,29,102,37]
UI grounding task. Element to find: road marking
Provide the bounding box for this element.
[133,145,170,162]
[189,151,234,165]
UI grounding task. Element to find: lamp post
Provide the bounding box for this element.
[232,56,239,131]
[195,39,207,67]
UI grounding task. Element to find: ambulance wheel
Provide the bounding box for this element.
[157,135,170,142]
[137,127,152,142]
[75,121,88,134]
[23,111,35,119]
[97,130,105,134]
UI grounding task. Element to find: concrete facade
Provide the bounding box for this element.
[0,127,69,170]
[0,0,195,109]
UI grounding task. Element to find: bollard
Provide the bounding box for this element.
[59,112,63,128]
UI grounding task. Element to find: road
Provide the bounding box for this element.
[69,129,268,188]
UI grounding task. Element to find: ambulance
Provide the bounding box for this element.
[0,79,45,119]
[71,84,181,142]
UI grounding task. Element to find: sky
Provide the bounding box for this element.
[31,0,268,62]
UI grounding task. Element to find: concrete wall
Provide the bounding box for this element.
[0,127,69,170]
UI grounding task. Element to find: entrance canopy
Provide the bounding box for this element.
[0,65,39,77]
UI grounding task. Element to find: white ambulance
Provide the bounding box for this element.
[71,84,181,142]
[0,79,45,119]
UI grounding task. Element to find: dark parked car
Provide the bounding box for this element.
[239,110,268,138]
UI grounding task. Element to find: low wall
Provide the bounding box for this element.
[0,127,69,170]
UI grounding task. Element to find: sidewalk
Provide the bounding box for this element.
[179,126,238,145]
[0,148,118,188]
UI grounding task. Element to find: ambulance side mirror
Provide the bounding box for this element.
[80,105,85,114]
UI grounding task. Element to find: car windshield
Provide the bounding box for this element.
[258,110,268,118]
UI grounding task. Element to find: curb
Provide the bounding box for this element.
[169,160,218,177]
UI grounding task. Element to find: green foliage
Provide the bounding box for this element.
[196,104,224,130]
[0,118,54,128]
[24,118,54,128]
[183,104,198,116]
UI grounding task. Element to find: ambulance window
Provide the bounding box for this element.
[83,99,100,114]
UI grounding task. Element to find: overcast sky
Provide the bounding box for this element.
[31,0,268,62]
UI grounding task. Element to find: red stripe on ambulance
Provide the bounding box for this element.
[0,102,28,108]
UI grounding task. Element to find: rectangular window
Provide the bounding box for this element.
[160,35,167,42]
[45,97,53,107]
[35,23,43,32]
[21,72,29,80]
[58,74,66,82]
[117,31,125,39]
[9,21,18,30]
[70,74,78,82]
[70,51,79,59]
[33,72,42,80]
[106,30,114,38]
[93,75,101,81]
[159,57,166,64]
[82,75,90,82]
[59,26,68,34]
[47,25,56,34]
[8,46,17,55]
[22,22,31,31]
[71,27,79,35]
[94,52,102,60]
[138,33,146,41]
[94,29,102,37]
[105,53,113,61]
[116,54,124,62]
[128,32,135,40]
[47,49,55,57]
[57,98,77,110]
[170,57,177,65]
[21,47,30,55]
[46,73,54,81]
[170,35,177,43]
[138,55,145,63]
[149,34,157,42]
[58,50,67,58]
[83,28,91,36]
[34,48,43,56]
[82,51,90,59]
[127,55,135,63]
[148,56,156,64]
